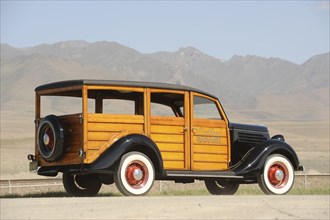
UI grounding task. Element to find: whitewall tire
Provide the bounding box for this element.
[114,151,155,196]
[258,154,295,195]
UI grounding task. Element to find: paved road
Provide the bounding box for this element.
[1,195,329,219]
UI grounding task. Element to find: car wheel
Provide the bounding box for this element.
[63,172,102,197]
[114,151,155,196]
[257,154,294,195]
[204,179,239,195]
[37,115,64,162]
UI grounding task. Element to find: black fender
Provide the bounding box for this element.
[85,134,164,176]
[233,139,301,177]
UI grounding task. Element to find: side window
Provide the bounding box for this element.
[88,89,143,115]
[102,99,135,115]
[193,95,222,120]
[150,92,184,117]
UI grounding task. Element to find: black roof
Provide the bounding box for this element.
[35,79,217,99]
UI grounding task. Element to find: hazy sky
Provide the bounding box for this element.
[1,1,329,64]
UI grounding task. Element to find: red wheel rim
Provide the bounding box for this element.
[267,162,289,188]
[43,126,55,152]
[125,161,149,189]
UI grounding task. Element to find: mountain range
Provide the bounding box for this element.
[1,41,329,122]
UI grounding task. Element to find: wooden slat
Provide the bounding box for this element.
[193,119,227,128]
[192,127,227,136]
[88,123,143,132]
[88,141,108,150]
[150,134,184,143]
[86,85,144,92]
[88,114,144,123]
[150,117,184,126]
[193,145,228,154]
[193,153,228,163]
[193,162,228,171]
[161,152,184,161]
[163,160,185,170]
[150,125,183,134]
[193,136,228,145]
[88,131,118,141]
[157,143,184,152]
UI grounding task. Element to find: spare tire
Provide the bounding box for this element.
[37,115,64,162]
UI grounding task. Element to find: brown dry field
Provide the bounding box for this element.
[0,110,329,181]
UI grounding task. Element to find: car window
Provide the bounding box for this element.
[150,92,184,117]
[88,89,143,115]
[193,95,222,120]
[41,96,82,117]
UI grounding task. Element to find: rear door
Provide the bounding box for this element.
[190,93,230,171]
[149,89,190,170]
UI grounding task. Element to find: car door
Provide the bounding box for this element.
[149,89,190,170]
[190,93,230,171]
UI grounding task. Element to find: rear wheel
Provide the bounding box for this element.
[114,151,155,196]
[257,154,294,195]
[63,172,102,197]
[205,179,239,195]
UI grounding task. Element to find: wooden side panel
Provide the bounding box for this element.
[38,114,83,166]
[85,114,145,163]
[192,119,229,171]
[150,116,185,170]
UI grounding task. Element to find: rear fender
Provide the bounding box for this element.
[85,134,164,175]
[233,139,300,177]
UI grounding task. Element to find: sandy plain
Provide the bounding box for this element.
[1,195,330,220]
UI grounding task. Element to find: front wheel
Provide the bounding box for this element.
[114,151,155,196]
[257,154,295,195]
[63,172,102,197]
[205,179,239,195]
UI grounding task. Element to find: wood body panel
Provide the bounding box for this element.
[37,114,83,166]
[190,94,230,171]
[85,114,145,163]
[150,116,186,170]
[35,84,232,174]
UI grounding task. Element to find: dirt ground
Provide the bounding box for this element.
[1,195,329,219]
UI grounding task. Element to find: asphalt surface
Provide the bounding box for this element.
[1,195,329,219]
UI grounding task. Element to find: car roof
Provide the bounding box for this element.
[35,79,217,99]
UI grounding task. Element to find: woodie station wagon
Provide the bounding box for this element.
[28,80,303,196]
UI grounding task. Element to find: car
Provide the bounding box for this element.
[28,79,304,196]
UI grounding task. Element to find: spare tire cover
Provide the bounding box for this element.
[37,115,64,162]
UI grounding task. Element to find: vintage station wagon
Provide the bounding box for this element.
[28,80,303,196]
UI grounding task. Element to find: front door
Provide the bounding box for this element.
[190,93,230,171]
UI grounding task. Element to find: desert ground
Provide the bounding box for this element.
[1,195,329,220]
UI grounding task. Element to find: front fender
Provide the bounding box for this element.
[233,139,301,177]
[85,134,164,174]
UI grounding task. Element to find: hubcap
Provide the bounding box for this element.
[133,169,143,181]
[43,127,54,151]
[43,133,50,145]
[125,161,148,189]
[275,169,284,181]
[268,163,288,188]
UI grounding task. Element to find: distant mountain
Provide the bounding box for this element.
[1,41,329,121]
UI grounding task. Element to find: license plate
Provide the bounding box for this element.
[29,161,38,171]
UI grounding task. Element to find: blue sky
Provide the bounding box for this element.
[1,1,329,64]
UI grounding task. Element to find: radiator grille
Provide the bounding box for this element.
[237,132,268,144]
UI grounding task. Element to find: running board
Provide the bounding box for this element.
[165,170,243,179]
